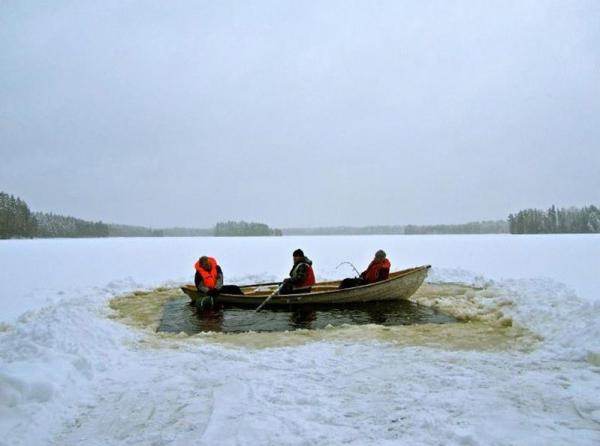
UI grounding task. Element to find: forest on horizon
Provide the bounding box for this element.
[2,191,599,239]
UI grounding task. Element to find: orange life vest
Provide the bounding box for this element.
[194,257,219,288]
[292,262,316,289]
[364,258,391,283]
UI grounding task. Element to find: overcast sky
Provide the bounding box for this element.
[1,1,599,228]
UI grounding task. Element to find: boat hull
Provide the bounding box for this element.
[181,265,431,308]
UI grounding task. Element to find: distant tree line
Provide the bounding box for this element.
[214,221,282,236]
[284,221,508,235]
[8,190,598,239]
[283,226,405,235]
[1,191,109,238]
[107,225,215,237]
[0,192,38,238]
[509,205,600,234]
[404,220,509,235]
[109,223,274,237]
[108,224,164,237]
[161,227,213,237]
[1,193,283,239]
[35,212,110,238]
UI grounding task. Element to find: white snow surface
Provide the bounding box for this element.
[1,235,599,445]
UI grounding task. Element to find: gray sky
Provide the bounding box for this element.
[1,0,599,228]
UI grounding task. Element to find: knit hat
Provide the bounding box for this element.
[293,249,304,257]
[375,249,386,260]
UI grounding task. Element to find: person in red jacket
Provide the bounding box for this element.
[339,250,391,289]
[194,256,223,297]
[280,249,316,295]
[360,250,391,283]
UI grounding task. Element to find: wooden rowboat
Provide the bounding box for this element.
[180,265,431,308]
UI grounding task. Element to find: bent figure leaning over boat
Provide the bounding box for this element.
[194,256,223,297]
[194,256,223,309]
[193,256,243,309]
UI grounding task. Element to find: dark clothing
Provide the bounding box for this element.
[195,295,216,310]
[280,257,314,294]
[220,284,244,295]
[194,284,243,311]
[279,281,311,295]
[195,265,224,294]
[339,277,366,289]
[288,257,313,286]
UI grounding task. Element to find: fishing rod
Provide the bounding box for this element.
[336,261,361,278]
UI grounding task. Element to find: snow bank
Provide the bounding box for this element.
[1,235,599,445]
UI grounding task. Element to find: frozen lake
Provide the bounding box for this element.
[1,235,599,445]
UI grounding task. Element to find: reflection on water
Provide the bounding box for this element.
[157,299,456,334]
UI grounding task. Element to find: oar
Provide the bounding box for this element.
[243,280,281,288]
[256,283,283,312]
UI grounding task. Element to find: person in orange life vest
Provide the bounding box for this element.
[194,256,223,297]
[338,249,391,289]
[360,250,391,284]
[279,249,316,295]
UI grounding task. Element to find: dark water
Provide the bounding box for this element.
[157,298,456,334]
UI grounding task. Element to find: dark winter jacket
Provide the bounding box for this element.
[288,257,314,287]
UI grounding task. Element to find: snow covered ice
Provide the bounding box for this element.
[1,235,599,445]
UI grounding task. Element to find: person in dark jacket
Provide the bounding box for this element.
[279,249,316,295]
[194,256,223,297]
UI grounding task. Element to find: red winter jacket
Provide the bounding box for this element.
[362,259,391,284]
